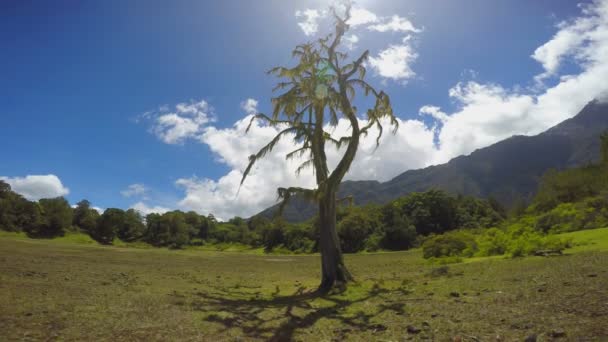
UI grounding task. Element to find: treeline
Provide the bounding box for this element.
[3,134,607,255]
[0,183,216,248]
[0,179,504,252]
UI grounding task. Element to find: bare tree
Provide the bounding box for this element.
[241,6,397,292]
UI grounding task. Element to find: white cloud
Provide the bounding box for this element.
[424,0,608,163]
[121,183,148,198]
[347,7,378,27]
[532,0,607,81]
[368,44,418,82]
[240,98,258,115]
[130,202,170,216]
[343,34,359,50]
[368,15,421,33]
[295,9,324,36]
[174,109,436,219]
[292,5,421,84]
[0,174,69,201]
[146,100,214,144]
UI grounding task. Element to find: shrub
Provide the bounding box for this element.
[422,232,476,259]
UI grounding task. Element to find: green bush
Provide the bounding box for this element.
[476,228,509,256]
[422,232,477,259]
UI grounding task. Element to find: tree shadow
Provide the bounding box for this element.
[184,282,411,341]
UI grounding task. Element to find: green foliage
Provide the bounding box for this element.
[337,206,382,253]
[32,197,73,238]
[146,211,196,248]
[533,165,608,212]
[93,208,124,244]
[0,181,43,233]
[423,224,571,260]
[73,200,99,233]
[380,203,417,250]
[422,231,477,259]
[118,209,146,242]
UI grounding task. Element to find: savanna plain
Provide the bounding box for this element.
[1,228,607,341]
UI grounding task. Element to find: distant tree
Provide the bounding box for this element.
[228,216,246,227]
[240,5,397,292]
[248,215,271,232]
[94,208,124,244]
[184,211,204,239]
[73,199,99,233]
[35,197,73,237]
[161,211,190,248]
[145,211,191,248]
[394,190,458,235]
[337,208,380,253]
[118,209,146,242]
[0,183,43,233]
[261,218,286,252]
[487,196,507,219]
[381,204,417,250]
[145,213,166,245]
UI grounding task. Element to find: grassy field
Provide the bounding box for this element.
[1,229,607,341]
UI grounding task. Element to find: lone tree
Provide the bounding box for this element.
[241,6,397,292]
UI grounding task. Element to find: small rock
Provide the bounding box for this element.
[431,313,439,318]
[407,325,421,334]
[449,292,460,298]
[549,329,566,338]
[524,334,537,342]
[537,287,546,293]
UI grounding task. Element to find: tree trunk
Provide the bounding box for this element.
[317,191,352,292]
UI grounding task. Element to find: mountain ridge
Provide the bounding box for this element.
[258,100,608,222]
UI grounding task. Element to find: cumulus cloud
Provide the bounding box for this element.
[295,9,324,36]
[145,100,214,144]
[121,183,148,198]
[172,102,436,219]
[293,5,421,84]
[240,98,258,115]
[347,7,378,27]
[532,0,608,81]
[130,202,170,216]
[368,15,421,33]
[0,174,69,201]
[423,0,608,163]
[368,43,418,82]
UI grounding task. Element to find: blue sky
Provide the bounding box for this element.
[2,0,607,219]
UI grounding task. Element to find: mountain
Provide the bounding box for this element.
[259,100,608,222]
